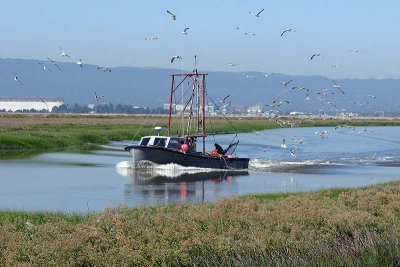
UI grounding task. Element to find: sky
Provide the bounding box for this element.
[1,0,399,79]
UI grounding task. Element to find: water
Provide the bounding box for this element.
[1,126,400,213]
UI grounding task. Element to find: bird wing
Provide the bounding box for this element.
[167,10,176,19]
[256,9,264,16]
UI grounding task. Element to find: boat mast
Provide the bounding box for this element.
[167,67,208,152]
[167,75,175,136]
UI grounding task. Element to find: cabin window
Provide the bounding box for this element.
[140,137,150,146]
[167,138,182,149]
[154,138,167,147]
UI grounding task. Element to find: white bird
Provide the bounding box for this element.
[13,74,23,85]
[217,95,230,103]
[249,8,264,17]
[166,10,176,20]
[260,72,273,78]
[182,28,189,35]
[292,136,308,144]
[97,66,111,72]
[170,55,182,63]
[292,86,309,91]
[314,130,329,138]
[258,146,270,152]
[332,80,345,94]
[228,63,238,67]
[46,57,61,71]
[277,80,292,87]
[266,100,290,108]
[243,31,256,36]
[59,47,70,58]
[281,139,287,149]
[94,92,104,102]
[38,62,51,71]
[280,28,293,37]
[76,59,84,67]
[220,101,231,110]
[310,53,322,60]
[325,101,337,107]
[289,147,298,157]
[145,36,158,40]
[242,74,255,79]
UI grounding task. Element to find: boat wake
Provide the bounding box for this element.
[249,154,400,172]
[116,160,241,179]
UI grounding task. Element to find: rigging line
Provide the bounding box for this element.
[206,95,217,144]
[205,91,238,133]
[130,110,158,143]
[169,88,195,136]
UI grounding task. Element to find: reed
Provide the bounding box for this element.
[1,182,400,266]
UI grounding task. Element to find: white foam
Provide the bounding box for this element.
[116,160,135,168]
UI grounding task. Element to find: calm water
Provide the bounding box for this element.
[1,126,400,213]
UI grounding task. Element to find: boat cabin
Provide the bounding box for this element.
[138,136,197,152]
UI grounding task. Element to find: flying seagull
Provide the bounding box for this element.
[182,28,189,35]
[13,74,23,85]
[292,86,309,91]
[166,10,176,20]
[228,63,238,67]
[332,80,345,94]
[170,55,182,63]
[38,62,51,71]
[145,36,158,40]
[59,47,70,58]
[76,59,84,67]
[277,80,292,87]
[218,95,230,103]
[242,74,255,79]
[260,72,273,78]
[46,57,61,71]
[94,92,104,102]
[249,8,264,17]
[280,28,293,37]
[310,53,322,60]
[97,66,111,72]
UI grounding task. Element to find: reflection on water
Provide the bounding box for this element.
[0,127,400,213]
[120,167,249,205]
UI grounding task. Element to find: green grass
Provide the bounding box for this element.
[1,182,400,266]
[1,117,400,159]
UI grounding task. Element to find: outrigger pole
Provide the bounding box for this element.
[167,69,208,152]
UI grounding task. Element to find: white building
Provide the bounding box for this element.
[0,97,64,112]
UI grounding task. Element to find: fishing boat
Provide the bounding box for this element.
[124,67,250,170]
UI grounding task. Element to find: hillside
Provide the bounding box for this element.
[0,58,397,114]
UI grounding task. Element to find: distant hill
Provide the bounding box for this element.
[0,58,398,114]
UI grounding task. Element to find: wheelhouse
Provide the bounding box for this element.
[138,136,197,152]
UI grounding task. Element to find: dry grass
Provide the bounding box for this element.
[1,113,399,129]
[1,182,400,266]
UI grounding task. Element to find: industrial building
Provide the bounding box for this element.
[0,97,64,112]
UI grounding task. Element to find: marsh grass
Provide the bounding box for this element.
[1,182,400,266]
[1,114,400,159]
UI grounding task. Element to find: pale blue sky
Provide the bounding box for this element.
[1,0,399,78]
